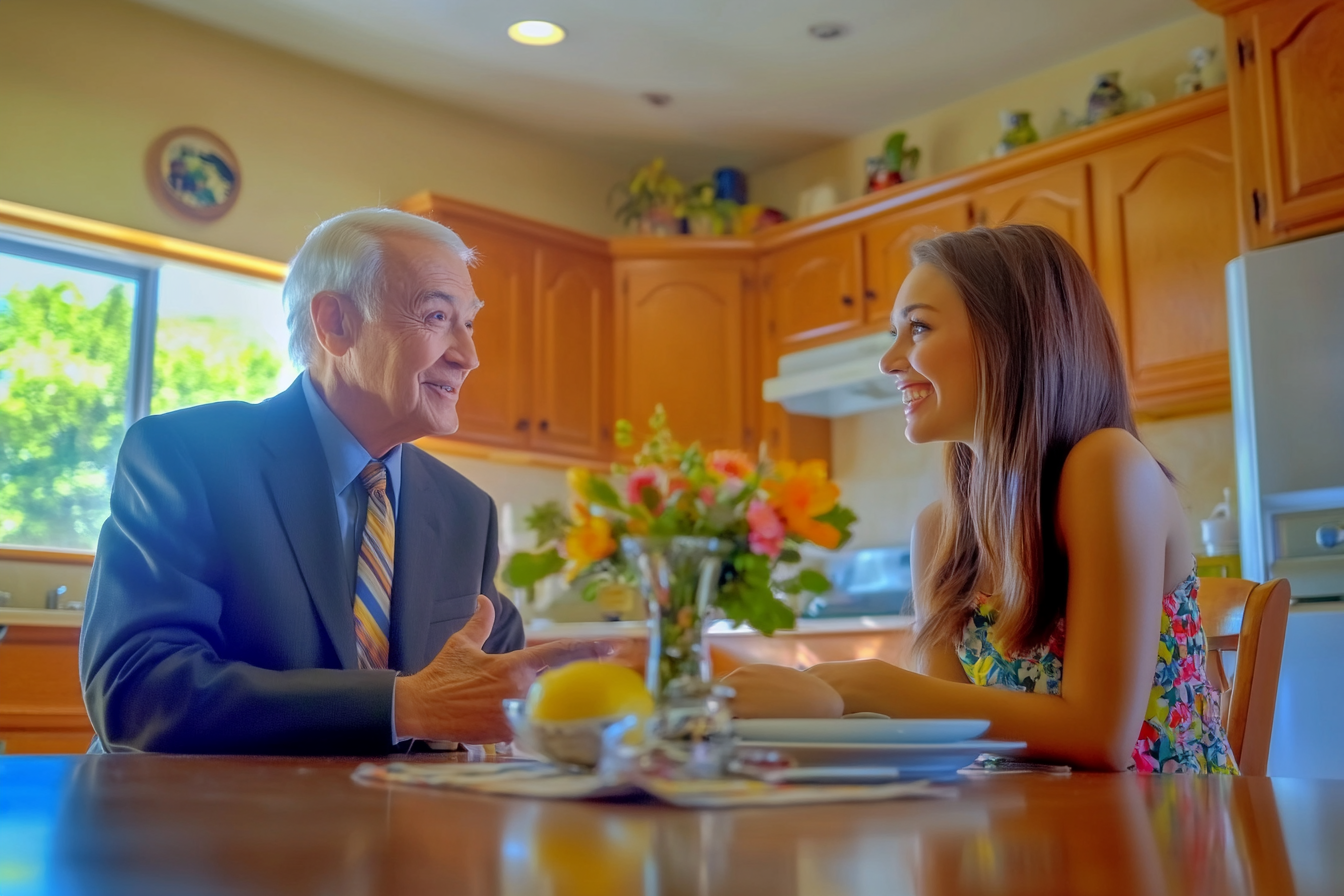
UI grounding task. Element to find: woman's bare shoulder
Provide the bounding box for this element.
[1058,428,1163,491]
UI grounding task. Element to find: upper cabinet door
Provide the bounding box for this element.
[616,260,747,452]
[440,223,532,449]
[1094,111,1239,416]
[973,163,1095,267]
[763,229,865,348]
[533,246,610,459]
[863,196,973,319]
[1232,0,1344,245]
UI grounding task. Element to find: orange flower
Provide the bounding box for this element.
[707,449,754,481]
[766,459,842,549]
[564,514,616,576]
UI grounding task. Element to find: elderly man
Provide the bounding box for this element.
[81,208,602,753]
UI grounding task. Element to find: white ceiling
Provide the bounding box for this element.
[132,0,1201,173]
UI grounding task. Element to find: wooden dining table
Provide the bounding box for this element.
[2,753,1340,896]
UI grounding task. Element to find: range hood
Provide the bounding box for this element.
[762,331,900,418]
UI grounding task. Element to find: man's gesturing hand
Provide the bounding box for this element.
[392,595,611,744]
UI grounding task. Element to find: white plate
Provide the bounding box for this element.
[736,739,1027,781]
[734,718,991,745]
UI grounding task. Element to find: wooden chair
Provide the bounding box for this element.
[1197,577,1292,775]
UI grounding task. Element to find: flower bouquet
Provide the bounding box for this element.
[503,406,857,700]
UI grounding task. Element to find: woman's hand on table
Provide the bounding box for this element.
[721,664,844,718]
[808,659,912,716]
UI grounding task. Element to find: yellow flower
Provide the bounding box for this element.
[567,467,593,499]
[766,459,842,549]
[564,515,616,578]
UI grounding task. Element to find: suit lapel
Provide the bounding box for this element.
[259,380,358,670]
[390,448,466,672]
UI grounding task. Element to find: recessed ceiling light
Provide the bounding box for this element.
[508,20,566,46]
[807,22,848,40]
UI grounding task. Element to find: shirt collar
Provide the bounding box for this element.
[301,372,403,508]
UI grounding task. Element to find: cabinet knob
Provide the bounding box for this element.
[864,289,877,302]
[1252,189,1263,225]
[841,295,855,307]
[515,418,530,431]
[539,419,550,432]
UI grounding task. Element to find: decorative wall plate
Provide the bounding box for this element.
[145,127,241,221]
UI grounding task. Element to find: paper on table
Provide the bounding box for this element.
[352,761,953,808]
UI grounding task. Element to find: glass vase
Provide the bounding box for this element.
[620,536,729,699]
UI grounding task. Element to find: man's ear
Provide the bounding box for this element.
[311,291,358,358]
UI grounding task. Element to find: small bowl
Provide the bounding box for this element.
[503,699,638,769]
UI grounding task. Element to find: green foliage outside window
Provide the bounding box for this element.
[0,282,283,549]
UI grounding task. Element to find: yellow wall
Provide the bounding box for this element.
[0,0,627,264]
[752,13,1224,217]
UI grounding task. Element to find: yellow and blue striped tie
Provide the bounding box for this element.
[353,461,394,670]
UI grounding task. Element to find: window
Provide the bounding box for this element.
[0,234,295,550]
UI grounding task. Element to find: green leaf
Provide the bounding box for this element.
[584,476,624,510]
[640,484,662,512]
[501,549,565,588]
[777,547,801,564]
[581,577,602,603]
[799,569,831,594]
[523,500,570,545]
[813,504,858,549]
[614,419,634,449]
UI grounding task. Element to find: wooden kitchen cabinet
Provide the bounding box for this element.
[532,246,611,460]
[863,195,974,315]
[973,162,1095,266]
[762,228,866,349]
[1218,0,1344,247]
[445,222,533,450]
[401,193,612,465]
[1093,107,1239,417]
[614,258,748,452]
[0,625,92,754]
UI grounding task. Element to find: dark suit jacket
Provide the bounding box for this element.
[80,378,523,754]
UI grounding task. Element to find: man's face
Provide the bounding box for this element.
[343,233,480,442]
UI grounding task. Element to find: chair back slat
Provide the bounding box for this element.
[1197,577,1291,776]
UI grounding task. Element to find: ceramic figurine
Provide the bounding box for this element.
[994,110,1038,157]
[1086,71,1128,124]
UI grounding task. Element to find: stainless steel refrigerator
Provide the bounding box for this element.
[1227,228,1344,778]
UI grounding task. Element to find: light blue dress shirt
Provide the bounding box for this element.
[300,372,407,744]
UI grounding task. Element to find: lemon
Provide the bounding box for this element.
[525,661,654,723]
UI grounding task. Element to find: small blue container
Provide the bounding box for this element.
[713,167,748,205]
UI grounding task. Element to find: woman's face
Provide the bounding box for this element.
[879,263,979,445]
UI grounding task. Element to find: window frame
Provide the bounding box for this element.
[0,199,287,561]
[0,234,160,427]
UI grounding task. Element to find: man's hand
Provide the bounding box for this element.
[720,663,844,719]
[393,595,611,743]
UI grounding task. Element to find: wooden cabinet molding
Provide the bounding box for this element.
[755,89,1230,254]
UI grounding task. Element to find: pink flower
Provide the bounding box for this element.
[627,466,663,511]
[1133,750,1158,774]
[1175,654,1199,686]
[699,486,717,506]
[746,499,786,559]
[1163,591,1179,618]
[708,449,754,480]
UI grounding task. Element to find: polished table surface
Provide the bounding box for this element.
[2,754,1342,896]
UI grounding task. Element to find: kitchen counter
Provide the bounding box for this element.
[0,606,84,628]
[522,614,915,641]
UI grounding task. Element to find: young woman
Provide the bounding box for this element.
[725,225,1237,773]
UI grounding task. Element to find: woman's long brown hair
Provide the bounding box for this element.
[910,224,1147,663]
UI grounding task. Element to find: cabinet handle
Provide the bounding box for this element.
[1252,189,1263,225]
[841,295,855,306]
[516,418,530,431]
[864,288,877,302]
[1237,37,1255,69]
[539,419,550,432]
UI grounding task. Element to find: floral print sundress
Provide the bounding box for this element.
[956,569,1238,774]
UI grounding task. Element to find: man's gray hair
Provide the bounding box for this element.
[282,208,475,368]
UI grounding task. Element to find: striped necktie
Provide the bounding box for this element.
[353,461,394,670]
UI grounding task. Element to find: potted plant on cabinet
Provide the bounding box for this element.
[611,158,685,236]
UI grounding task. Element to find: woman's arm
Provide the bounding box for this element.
[808,429,1169,771]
